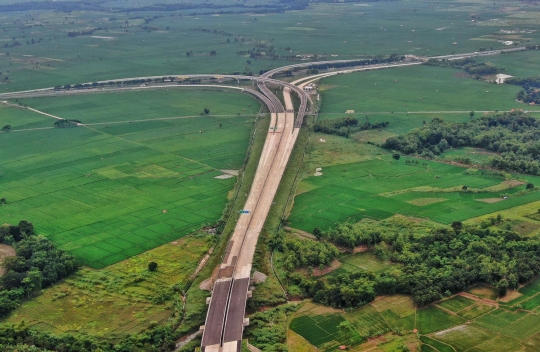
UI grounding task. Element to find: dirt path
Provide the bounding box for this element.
[26,107,64,120]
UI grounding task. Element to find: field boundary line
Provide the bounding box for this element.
[433,304,459,317]
[469,321,523,342]
[466,323,523,350]
[9,127,55,132]
[81,114,257,126]
[422,335,456,352]
[25,107,64,120]
[368,301,392,331]
[82,124,221,171]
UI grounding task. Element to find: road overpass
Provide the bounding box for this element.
[0,47,530,351]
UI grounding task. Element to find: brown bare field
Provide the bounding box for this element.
[476,198,503,203]
[498,290,522,303]
[511,221,540,236]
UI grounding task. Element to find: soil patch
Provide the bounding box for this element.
[0,244,15,277]
[285,227,317,240]
[498,290,522,303]
[312,259,341,277]
[476,198,503,203]
[220,169,239,176]
[297,259,341,277]
[511,221,540,236]
[503,179,525,188]
[353,245,369,254]
[464,284,499,302]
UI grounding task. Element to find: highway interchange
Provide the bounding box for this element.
[0,46,528,352]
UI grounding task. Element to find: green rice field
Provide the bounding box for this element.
[420,278,540,351]
[317,65,540,116]
[289,156,540,231]
[436,295,476,313]
[3,0,540,91]
[0,90,260,268]
[291,277,540,352]
[289,296,416,351]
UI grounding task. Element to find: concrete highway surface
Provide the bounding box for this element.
[0,48,526,351]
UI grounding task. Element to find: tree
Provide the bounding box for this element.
[497,278,509,297]
[392,153,400,161]
[470,111,475,118]
[148,262,158,272]
[451,221,463,234]
[17,220,34,236]
[462,185,468,192]
[204,108,210,115]
[2,125,11,132]
[22,268,42,298]
[186,51,190,57]
[527,183,535,190]
[0,197,6,205]
[209,50,217,56]
[338,321,356,345]
[313,227,323,240]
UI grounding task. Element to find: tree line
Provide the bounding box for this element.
[505,76,540,105]
[270,233,339,271]
[516,89,540,105]
[313,116,389,137]
[382,111,540,175]
[0,221,79,317]
[281,218,540,308]
[244,304,297,352]
[425,58,500,75]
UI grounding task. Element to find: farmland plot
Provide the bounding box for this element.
[0,90,260,268]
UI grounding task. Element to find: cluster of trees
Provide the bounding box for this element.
[0,322,181,352]
[306,54,404,71]
[507,76,540,105]
[313,116,389,137]
[309,272,376,308]
[244,304,297,352]
[67,28,98,38]
[516,88,540,105]
[54,77,180,91]
[270,233,339,271]
[192,27,233,37]
[506,76,540,89]
[425,58,500,75]
[53,119,81,127]
[325,221,403,249]
[0,221,79,317]
[383,111,540,175]
[286,218,540,307]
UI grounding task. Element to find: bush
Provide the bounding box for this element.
[148,261,158,272]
